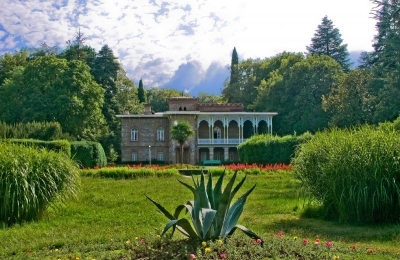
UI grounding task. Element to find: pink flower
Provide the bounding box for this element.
[256,238,263,244]
[326,241,333,247]
[277,231,283,238]
[303,238,309,245]
[314,238,320,245]
[189,253,196,259]
[219,253,227,259]
[140,238,145,243]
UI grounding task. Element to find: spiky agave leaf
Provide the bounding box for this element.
[214,171,238,234]
[146,196,195,237]
[199,208,217,240]
[220,184,256,237]
[161,218,197,238]
[228,224,261,240]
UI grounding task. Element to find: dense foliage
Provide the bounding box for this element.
[71,141,107,168]
[293,125,400,223]
[7,139,71,158]
[238,132,313,164]
[0,121,64,140]
[0,142,80,225]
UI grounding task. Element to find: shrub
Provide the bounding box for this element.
[238,132,312,164]
[7,139,71,158]
[0,142,80,226]
[293,125,400,223]
[71,141,107,168]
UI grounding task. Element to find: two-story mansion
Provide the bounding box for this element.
[117,97,277,164]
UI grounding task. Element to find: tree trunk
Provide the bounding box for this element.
[180,144,184,166]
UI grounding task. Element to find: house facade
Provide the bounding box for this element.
[117,97,277,164]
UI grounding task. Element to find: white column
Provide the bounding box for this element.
[240,121,243,143]
[211,117,214,144]
[209,147,214,160]
[224,147,229,161]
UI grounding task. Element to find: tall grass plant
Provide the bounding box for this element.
[293,125,400,223]
[0,142,80,225]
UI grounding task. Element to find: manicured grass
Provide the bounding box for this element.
[0,172,399,259]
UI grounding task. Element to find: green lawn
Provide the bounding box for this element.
[1,171,399,259]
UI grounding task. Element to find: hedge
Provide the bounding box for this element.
[237,132,313,164]
[71,141,107,168]
[6,139,71,158]
[0,121,63,140]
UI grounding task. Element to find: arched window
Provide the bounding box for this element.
[157,127,164,141]
[184,107,187,111]
[214,126,221,139]
[179,107,182,111]
[131,128,138,141]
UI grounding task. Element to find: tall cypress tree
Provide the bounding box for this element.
[138,78,146,103]
[306,16,351,71]
[222,47,239,103]
[230,47,239,87]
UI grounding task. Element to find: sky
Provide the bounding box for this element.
[0,0,377,95]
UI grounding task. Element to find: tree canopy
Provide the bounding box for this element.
[306,16,351,72]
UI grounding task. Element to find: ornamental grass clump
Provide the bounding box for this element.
[293,125,400,223]
[147,170,260,241]
[0,142,80,226]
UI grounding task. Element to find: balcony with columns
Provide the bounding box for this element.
[196,113,275,146]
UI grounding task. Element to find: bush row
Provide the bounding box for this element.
[238,132,313,164]
[4,139,107,168]
[81,167,179,179]
[0,121,65,140]
[7,139,71,158]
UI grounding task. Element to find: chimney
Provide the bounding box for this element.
[144,103,152,115]
[124,109,129,115]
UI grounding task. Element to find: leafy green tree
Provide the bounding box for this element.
[0,50,29,86]
[306,16,351,71]
[138,78,146,103]
[59,30,97,68]
[283,55,345,134]
[322,69,374,127]
[170,120,194,165]
[0,56,106,140]
[196,92,224,103]
[222,58,264,110]
[92,45,122,161]
[116,68,143,114]
[252,53,343,135]
[146,88,191,112]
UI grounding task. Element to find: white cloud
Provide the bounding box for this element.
[0,0,377,88]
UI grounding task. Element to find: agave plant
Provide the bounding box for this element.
[146,170,261,240]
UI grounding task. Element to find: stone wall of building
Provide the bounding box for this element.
[121,116,170,162]
[168,97,198,111]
